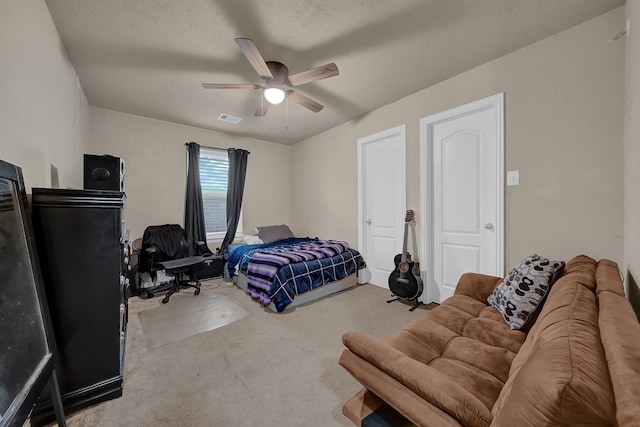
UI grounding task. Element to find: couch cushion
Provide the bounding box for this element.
[343,332,493,427]
[339,351,464,427]
[555,254,598,292]
[490,263,615,426]
[441,296,526,352]
[595,258,625,297]
[487,254,564,330]
[387,295,526,360]
[598,291,640,426]
[596,260,640,427]
[453,273,503,303]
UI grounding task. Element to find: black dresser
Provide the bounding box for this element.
[29,188,128,426]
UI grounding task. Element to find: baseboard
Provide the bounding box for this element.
[30,376,123,427]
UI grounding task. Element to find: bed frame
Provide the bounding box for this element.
[229,269,360,312]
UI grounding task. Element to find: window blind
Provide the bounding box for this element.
[199,149,228,234]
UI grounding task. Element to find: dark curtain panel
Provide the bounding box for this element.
[219,148,249,254]
[184,142,211,255]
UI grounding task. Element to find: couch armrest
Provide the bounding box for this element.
[342,332,492,427]
[453,273,502,303]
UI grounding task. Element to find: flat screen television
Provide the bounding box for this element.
[0,159,65,427]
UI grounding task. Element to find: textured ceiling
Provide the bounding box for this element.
[45,0,623,145]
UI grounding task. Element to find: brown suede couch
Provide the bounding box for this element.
[339,256,640,426]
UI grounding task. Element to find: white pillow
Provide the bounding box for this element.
[242,235,264,245]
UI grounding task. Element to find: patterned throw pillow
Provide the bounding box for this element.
[487,254,565,330]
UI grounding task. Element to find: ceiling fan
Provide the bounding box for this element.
[202,38,339,116]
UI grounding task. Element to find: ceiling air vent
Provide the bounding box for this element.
[217,113,242,125]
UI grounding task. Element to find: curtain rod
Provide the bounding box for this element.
[185,143,250,154]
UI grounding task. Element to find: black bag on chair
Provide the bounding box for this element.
[139,224,190,274]
[139,224,204,303]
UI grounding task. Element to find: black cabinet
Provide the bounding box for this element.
[29,188,128,426]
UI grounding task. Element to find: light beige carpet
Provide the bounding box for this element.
[49,278,432,427]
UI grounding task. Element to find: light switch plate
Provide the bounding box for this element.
[507,170,520,186]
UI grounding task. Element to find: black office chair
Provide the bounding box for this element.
[139,224,206,303]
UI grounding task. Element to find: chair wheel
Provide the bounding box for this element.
[194,288,200,296]
[162,294,170,304]
[147,291,154,298]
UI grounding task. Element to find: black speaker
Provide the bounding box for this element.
[83,154,125,191]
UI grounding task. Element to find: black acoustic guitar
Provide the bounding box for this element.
[387,210,424,311]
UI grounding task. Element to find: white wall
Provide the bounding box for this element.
[291,8,625,270]
[625,0,640,291]
[0,0,90,191]
[89,108,293,243]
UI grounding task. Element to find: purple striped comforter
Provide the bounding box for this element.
[246,240,350,299]
[227,238,365,311]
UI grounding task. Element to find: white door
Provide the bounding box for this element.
[358,125,406,288]
[420,94,504,303]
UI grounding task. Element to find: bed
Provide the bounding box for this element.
[226,236,365,312]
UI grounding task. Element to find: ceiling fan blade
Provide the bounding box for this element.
[286,90,324,113]
[287,63,339,86]
[254,98,271,117]
[201,83,261,89]
[235,38,273,79]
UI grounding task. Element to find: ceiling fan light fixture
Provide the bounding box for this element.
[202,38,336,116]
[264,87,285,105]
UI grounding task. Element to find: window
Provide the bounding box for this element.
[199,147,242,240]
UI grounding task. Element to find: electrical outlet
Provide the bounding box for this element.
[507,170,519,186]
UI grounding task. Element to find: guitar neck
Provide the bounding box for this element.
[401,222,409,262]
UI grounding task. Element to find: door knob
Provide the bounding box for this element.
[366,219,372,225]
[484,223,494,231]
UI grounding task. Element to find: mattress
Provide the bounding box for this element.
[232,270,358,312]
